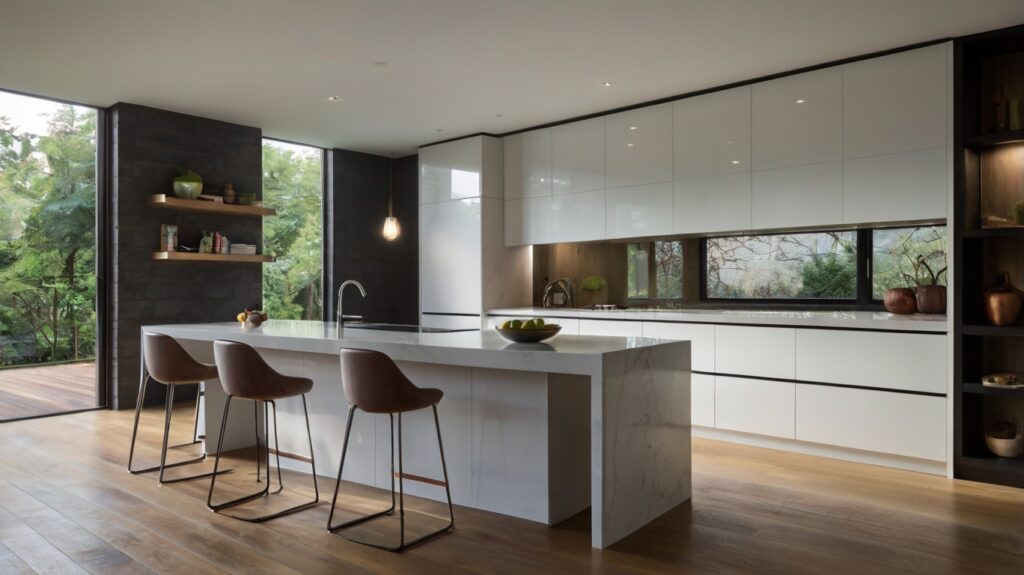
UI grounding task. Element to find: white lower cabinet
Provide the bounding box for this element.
[715,376,795,439]
[715,325,795,380]
[795,384,946,461]
[641,322,715,372]
[692,373,715,428]
[796,329,947,394]
[578,319,643,337]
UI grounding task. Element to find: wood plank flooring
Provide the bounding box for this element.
[0,363,98,420]
[0,405,1022,574]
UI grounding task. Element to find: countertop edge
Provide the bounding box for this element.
[487,308,949,333]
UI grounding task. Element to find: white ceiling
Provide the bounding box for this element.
[2,0,1023,155]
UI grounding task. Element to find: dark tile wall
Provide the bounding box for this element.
[109,103,263,408]
[328,150,418,325]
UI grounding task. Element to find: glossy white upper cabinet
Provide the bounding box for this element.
[419,198,482,315]
[843,147,947,224]
[605,104,673,189]
[605,182,673,239]
[753,67,843,170]
[551,190,606,243]
[843,44,948,159]
[674,86,751,179]
[552,117,605,195]
[503,133,522,200]
[674,173,752,234]
[419,136,485,204]
[752,161,843,229]
[505,196,552,246]
[520,128,553,197]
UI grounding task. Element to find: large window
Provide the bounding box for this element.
[628,240,683,301]
[0,90,100,419]
[262,140,323,320]
[872,225,948,300]
[705,231,857,300]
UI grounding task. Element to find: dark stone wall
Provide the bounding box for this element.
[327,150,418,325]
[109,103,263,408]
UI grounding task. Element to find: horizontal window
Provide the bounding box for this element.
[871,225,948,300]
[705,231,857,300]
[628,240,683,301]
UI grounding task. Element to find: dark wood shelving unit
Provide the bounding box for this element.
[954,24,1024,489]
[963,130,1024,148]
[963,382,1024,397]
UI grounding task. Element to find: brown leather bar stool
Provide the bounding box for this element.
[327,348,454,552]
[207,339,319,522]
[128,332,232,484]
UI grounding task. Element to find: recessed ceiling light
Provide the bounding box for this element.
[629,126,637,130]
[731,160,740,165]
[796,99,806,104]
[327,96,342,102]
[727,140,735,145]
[627,143,634,147]
[602,81,614,87]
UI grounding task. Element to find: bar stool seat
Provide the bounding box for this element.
[207,339,319,523]
[128,332,232,484]
[327,348,454,552]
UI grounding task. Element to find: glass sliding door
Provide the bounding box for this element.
[0,90,100,420]
[261,139,324,320]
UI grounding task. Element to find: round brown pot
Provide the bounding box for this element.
[985,272,1022,326]
[915,285,947,315]
[884,288,918,314]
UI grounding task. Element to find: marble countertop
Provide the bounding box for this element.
[142,320,686,376]
[488,307,949,333]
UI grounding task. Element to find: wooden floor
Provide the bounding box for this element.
[0,362,98,421]
[0,406,1022,574]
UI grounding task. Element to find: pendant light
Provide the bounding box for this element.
[382,158,400,241]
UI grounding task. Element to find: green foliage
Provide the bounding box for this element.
[0,104,97,366]
[798,246,857,298]
[261,141,323,320]
[174,168,202,183]
[581,276,606,292]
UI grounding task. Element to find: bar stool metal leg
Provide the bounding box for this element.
[207,394,319,522]
[128,368,229,483]
[327,405,454,552]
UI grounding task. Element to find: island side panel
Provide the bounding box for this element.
[593,341,691,549]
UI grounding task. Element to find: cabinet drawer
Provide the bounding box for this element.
[715,376,795,439]
[578,319,643,337]
[715,326,795,379]
[796,384,946,461]
[692,373,715,428]
[795,329,947,394]
[642,322,715,372]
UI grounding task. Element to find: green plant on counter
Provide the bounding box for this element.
[174,168,202,183]
[581,276,606,292]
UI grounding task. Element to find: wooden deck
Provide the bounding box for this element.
[0,362,98,420]
[0,406,1022,574]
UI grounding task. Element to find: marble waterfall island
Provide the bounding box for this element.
[141,320,692,548]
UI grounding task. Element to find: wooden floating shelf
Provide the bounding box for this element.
[152,251,275,263]
[963,382,1024,397]
[963,227,1024,238]
[964,130,1024,149]
[963,324,1024,337]
[149,194,276,217]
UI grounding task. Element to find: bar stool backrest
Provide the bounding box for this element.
[339,348,420,414]
[143,332,213,385]
[213,339,288,400]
